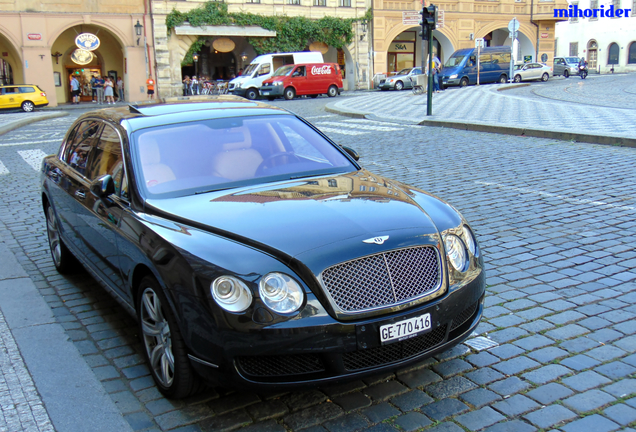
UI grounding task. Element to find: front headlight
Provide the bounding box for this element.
[235,83,242,89]
[211,276,252,313]
[274,81,283,86]
[444,234,468,272]
[450,74,458,79]
[259,272,304,314]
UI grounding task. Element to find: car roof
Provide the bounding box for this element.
[74,95,292,132]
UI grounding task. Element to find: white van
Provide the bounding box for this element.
[228,51,323,100]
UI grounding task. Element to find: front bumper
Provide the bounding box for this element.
[442,77,460,86]
[259,86,284,98]
[379,82,396,90]
[229,87,246,97]
[188,269,486,389]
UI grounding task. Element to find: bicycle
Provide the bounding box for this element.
[412,85,425,95]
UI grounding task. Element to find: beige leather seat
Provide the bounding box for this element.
[211,127,263,181]
[138,139,176,188]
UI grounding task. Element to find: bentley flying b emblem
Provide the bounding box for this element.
[363,236,389,245]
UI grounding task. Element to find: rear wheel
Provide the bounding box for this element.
[284,87,296,100]
[45,204,77,274]
[541,73,549,82]
[394,81,404,91]
[21,101,35,112]
[499,74,507,84]
[327,86,338,97]
[138,276,202,399]
[245,88,258,100]
[564,70,569,78]
[514,75,522,83]
[459,77,469,88]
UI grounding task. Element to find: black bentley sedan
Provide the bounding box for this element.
[41,96,485,398]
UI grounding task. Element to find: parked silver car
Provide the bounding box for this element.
[553,57,581,78]
[513,63,552,83]
[378,67,423,91]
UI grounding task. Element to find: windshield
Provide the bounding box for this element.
[243,63,258,76]
[396,68,412,76]
[514,64,523,70]
[445,54,466,68]
[132,115,356,198]
[273,65,294,77]
[565,57,580,64]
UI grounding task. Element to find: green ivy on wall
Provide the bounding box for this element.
[166,2,372,66]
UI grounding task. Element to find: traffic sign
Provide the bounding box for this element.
[508,17,520,33]
[437,10,445,28]
[403,11,420,25]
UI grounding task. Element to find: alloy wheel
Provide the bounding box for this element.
[46,206,62,267]
[22,101,35,112]
[140,287,175,388]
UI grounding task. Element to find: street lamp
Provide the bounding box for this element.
[134,20,143,46]
[193,53,199,77]
[360,19,368,41]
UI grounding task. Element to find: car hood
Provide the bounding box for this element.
[229,76,251,86]
[442,66,460,76]
[387,73,411,81]
[146,170,442,258]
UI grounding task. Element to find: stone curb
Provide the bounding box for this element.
[0,111,69,137]
[497,83,531,91]
[324,102,369,119]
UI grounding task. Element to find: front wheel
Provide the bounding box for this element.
[327,86,338,97]
[245,88,258,100]
[394,81,404,91]
[514,75,522,83]
[284,87,296,100]
[45,204,77,274]
[22,101,35,112]
[580,72,587,79]
[499,74,507,84]
[138,276,202,399]
[564,70,569,78]
[541,73,549,82]
[459,77,469,88]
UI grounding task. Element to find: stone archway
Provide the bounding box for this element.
[0,28,23,85]
[476,24,535,63]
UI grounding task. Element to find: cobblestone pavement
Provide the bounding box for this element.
[0,111,64,129]
[0,100,635,431]
[330,74,636,140]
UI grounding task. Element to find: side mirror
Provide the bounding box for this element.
[341,145,360,161]
[90,174,115,198]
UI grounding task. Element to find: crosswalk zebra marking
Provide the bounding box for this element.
[342,119,420,128]
[0,160,8,175]
[316,121,402,132]
[316,126,367,136]
[0,138,61,147]
[18,149,47,171]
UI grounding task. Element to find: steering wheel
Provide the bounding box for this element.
[256,152,301,176]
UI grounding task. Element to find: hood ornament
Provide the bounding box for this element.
[363,235,389,245]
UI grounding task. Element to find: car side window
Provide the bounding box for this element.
[19,87,35,93]
[292,66,306,77]
[86,124,127,197]
[3,87,18,94]
[64,120,101,177]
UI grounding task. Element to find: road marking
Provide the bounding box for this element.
[316,126,367,136]
[18,149,48,171]
[304,115,337,119]
[0,139,61,147]
[342,119,420,128]
[476,181,636,211]
[0,160,8,175]
[316,121,402,132]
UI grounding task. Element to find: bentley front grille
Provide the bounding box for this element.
[237,354,325,377]
[321,246,441,314]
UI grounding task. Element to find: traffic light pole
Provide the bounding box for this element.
[426,25,433,116]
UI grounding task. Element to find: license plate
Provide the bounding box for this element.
[380,313,431,345]
[261,91,270,95]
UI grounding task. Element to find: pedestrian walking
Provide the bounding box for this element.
[191,76,199,95]
[182,75,191,96]
[117,77,124,102]
[70,75,81,104]
[90,75,98,102]
[146,75,155,100]
[96,76,105,104]
[104,77,115,104]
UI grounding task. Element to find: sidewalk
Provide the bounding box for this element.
[0,112,69,137]
[326,74,636,147]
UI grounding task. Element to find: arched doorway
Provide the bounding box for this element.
[484,29,534,63]
[587,40,598,69]
[181,37,252,87]
[0,30,22,85]
[0,59,13,85]
[386,28,451,73]
[51,25,124,104]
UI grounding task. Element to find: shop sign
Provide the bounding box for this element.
[71,49,94,65]
[27,33,42,41]
[212,38,235,53]
[389,42,414,52]
[337,49,345,65]
[75,33,100,51]
[310,65,332,75]
[309,42,329,54]
[541,33,549,38]
[402,11,420,25]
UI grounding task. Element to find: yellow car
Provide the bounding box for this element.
[0,84,49,112]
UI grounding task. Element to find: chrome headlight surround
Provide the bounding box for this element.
[444,234,468,272]
[211,276,252,313]
[259,272,305,314]
[462,225,478,257]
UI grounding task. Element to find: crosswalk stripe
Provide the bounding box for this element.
[0,138,61,147]
[18,149,48,171]
[316,126,367,136]
[0,160,8,175]
[316,121,402,132]
[342,119,420,128]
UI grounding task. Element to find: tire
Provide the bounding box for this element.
[394,81,404,91]
[245,88,258,100]
[310,94,318,99]
[22,101,35,112]
[541,73,549,82]
[45,204,77,274]
[284,87,296,100]
[564,70,569,78]
[327,85,338,97]
[137,276,202,399]
[459,77,469,88]
[499,74,507,84]
[514,75,522,83]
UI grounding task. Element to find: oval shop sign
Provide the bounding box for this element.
[75,33,100,51]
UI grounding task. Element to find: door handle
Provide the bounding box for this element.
[75,190,86,200]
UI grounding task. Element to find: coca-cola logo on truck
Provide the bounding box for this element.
[311,65,332,75]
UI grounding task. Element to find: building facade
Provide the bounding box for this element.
[151,0,371,97]
[0,0,155,106]
[372,0,568,78]
[555,0,636,73]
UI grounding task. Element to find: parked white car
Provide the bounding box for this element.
[513,63,552,83]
